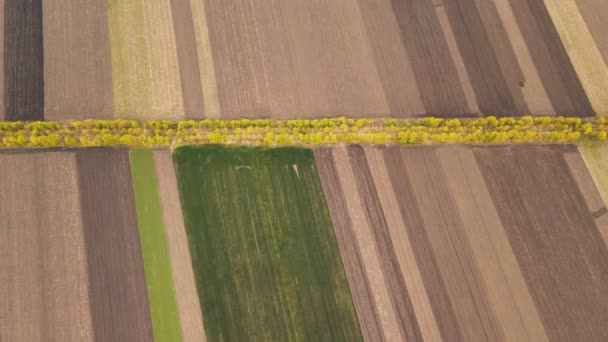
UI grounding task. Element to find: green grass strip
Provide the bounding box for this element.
[174,145,363,341]
[130,149,183,342]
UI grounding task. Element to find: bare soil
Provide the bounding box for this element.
[474,145,608,341]
[42,0,113,119]
[76,148,154,342]
[0,151,93,341]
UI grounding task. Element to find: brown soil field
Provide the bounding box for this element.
[76,148,154,342]
[42,0,113,119]
[3,0,44,121]
[153,150,206,342]
[315,144,608,341]
[0,148,155,341]
[0,0,604,119]
[170,0,204,119]
[0,151,93,341]
[475,145,608,341]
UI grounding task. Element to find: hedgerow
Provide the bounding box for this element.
[0,116,606,148]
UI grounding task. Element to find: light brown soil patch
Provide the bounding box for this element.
[0,151,93,341]
[493,0,554,114]
[564,151,606,212]
[576,0,608,65]
[363,146,441,342]
[314,148,385,342]
[42,0,113,119]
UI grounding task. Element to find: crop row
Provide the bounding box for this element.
[0,116,606,148]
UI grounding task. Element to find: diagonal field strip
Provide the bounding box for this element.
[578,142,608,245]
[189,0,221,118]
[173,145,362,341]
[544,0,608,115]
[130,149,182,342]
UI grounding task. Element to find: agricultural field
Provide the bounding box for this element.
[579,142,608,243]
[315,144,608,341]
[1,143,608,340]
[0,149,153,341]
[0,0,607,120]
[173,145,362,341]
[1,0,607,340]
[0,148,206,341]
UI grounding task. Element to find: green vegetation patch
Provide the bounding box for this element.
[174,145,362,341]
[130,149,182,342]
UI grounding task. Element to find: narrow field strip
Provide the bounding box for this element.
[107,0,183,119]
[0,151,93,341]
[130,149,182,342]
[0,116,606,148]
[173,145,362,341]
[189,0,220,118]
[153,150,207,342]
[544,0,608,115]
[579,142,608,244]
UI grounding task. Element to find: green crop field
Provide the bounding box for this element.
[130,149,182,342]
[174,145,362,341]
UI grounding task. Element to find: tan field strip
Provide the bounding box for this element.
[580,144,608,204]
[316,145,608,340]
[330,146,402,341]
[565,151,608,246]
[363,146,442,342]
[170,0,204,119]
[398,148,504,342]
[354,0,426,115]
[436,146,548,342]
[434,5,479,114]
[42,0,114,119]
[108,0,183,119]
[189,0,220,118]
[0,152,93,341]
[544,0,608,115]
[494,0,554,114]
[153,150,206,342]
[314,148,385,341]
[578,143,608,245]
[564,151,606,212]
[576,0,608,65]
